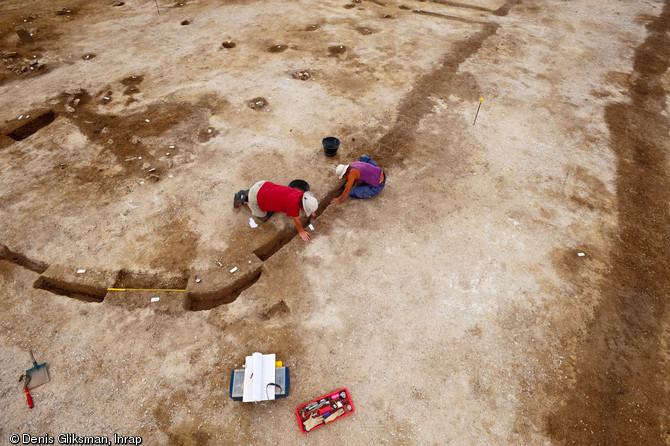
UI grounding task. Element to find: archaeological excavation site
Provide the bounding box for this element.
[1,0,669,444]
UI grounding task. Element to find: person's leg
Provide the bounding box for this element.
[233,189,249,208]
[359,154,378,167]
[248,181,268,218]
[258,211,274,222]
[349,185,374,199]
[349,174,385,199]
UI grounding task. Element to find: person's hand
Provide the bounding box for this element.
[330,197,342,205]
[299,231,311,242]
[310,212,317,220]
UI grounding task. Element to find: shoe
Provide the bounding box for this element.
[258,211,274,222]
[234,190,248,209]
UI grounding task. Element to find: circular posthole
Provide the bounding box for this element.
[355,26,375,35]
[268,44,287,53]
[328,45,346,56]
[292,70,311,81]
[248,97,267,110]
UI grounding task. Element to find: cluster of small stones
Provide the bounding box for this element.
[2,51,42,74]
[248,98,266,110]
[293,71,311,81]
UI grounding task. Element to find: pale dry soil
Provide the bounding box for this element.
[0,0,669,445]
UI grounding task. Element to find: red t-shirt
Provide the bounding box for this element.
[256,182,302,217]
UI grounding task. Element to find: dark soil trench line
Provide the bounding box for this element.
[544,2,670,444]
[425,0,495,13]
[375,21,501,165]
[412,9,492,25]
[0,245,48,274]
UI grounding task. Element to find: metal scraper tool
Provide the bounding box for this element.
[25,348,49,390]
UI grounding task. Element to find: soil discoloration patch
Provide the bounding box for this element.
[247,96,268,110]
[354,25,378,35]
[267,44,287,53]
[376,23,498,166]
[543,2,670,444]
[0,244,48,273]
[327,44,347,56]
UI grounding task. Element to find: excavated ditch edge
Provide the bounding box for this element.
[0,183,345,312]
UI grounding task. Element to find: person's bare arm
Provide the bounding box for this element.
[293,217,310,241]
[331,170,359,205]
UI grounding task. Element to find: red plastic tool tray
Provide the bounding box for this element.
[295,388,355,433]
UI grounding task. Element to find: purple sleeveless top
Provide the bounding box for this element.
[350,161,383,186]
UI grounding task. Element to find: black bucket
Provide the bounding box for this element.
[288,179,310,192]
[322,137,340,157]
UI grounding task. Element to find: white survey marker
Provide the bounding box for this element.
[151,297,160,302]
[308,224,314,231]
[77,269,86,274]
[249,218,258,228]
[230,267,238,274]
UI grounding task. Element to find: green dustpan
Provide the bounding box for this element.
[25,348,50,390]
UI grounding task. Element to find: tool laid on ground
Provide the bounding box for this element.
[25,349,50,388]
[19,349,50,408]
[229,352,290,402]
[18,375,33,408]
[296,388,355,433]
[107,288,187,292]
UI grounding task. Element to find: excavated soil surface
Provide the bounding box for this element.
[1,0,669,445]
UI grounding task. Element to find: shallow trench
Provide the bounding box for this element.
[1,182,346,311]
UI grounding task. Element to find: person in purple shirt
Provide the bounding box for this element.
[330,155,386,205]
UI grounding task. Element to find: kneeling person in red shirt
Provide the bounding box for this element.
[234,181,318,242]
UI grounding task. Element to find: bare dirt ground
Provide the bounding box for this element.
[1,0,669,444]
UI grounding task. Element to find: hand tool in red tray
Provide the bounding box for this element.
[295,388,355,433]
